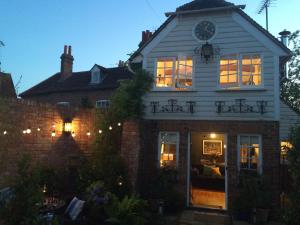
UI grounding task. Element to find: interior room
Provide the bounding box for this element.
[190,132,226,210]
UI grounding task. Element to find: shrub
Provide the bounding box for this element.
[105,194,147,225]
[283,126,300,225]
[0,154,43,225]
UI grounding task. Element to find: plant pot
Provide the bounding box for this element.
[255,208,270,225]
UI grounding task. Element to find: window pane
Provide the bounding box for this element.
[242,55,262,87]
[177,58,193,87]
[220,55,238,87]
[156,59,174,87]
[239,135,260,172]
[160,133,178,168]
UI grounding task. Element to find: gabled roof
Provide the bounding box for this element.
[129,0,290,61]
[176,0,234,12]
[20,66,133,97]
[0,72,16,98]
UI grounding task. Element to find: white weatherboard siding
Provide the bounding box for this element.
[141,10,283,121]
[280,101,300,140]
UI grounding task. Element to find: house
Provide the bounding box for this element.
[0,72,16,98]
[20,45,133,108]
[129,0,294,214]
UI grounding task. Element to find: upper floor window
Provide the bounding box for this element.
[96,100,110,109]
[220,54,262,88]
[238,135,262,174]
[91,71,101,84]
[156,57,193,89]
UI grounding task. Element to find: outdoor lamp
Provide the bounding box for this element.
[201,42,214,63]
[64,122,72,133]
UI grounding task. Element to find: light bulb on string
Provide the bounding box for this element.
[109,126,113,131]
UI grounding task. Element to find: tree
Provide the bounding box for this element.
[281,30,300,113]
[283,126,300,225]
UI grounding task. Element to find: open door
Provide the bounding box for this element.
[189,132,227,210]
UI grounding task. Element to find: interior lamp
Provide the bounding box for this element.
[64,122,72,133]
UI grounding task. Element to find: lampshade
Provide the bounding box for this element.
[64,122,72,133]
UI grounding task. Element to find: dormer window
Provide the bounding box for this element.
[91,70,101,84]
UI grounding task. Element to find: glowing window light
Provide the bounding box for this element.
[64,122,72,133]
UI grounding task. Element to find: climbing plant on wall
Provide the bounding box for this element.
[83,69,153,196]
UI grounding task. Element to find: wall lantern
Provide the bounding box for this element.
[51,130,56,137]
[64,122,72,133]
[201,42,214,63]
[86,131,91,136]
[71,131,76,137]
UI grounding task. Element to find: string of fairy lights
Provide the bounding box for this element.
[1,122,122,137]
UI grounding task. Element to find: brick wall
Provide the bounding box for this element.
[0,98,96,187]
[22,89,114,107]
[131,119,280,215]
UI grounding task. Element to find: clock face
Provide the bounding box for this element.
[194,21,216,41]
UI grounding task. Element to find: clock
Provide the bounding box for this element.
[194,20,216,41]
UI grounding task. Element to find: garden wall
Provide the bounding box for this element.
[0,98,96,187]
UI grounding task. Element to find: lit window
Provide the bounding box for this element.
[177,57,193,88]
[156,59,174,88]
[159,132,179,168]
[220,55,238,88]
[242,55,261,86]
[156,57,193,89]
[238,135,261,173]
[219,54,262,88]
[96,100,110,109]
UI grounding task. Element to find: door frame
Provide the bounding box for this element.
[186,132,228,210]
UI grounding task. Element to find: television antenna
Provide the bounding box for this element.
[257,0,277,31]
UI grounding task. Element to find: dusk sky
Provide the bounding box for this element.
[0,0,299,93]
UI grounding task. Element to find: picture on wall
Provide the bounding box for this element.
[203,140,223,155]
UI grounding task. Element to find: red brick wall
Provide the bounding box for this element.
[22,89,114,107]
[135,120,280,214]
[0,98,96,187]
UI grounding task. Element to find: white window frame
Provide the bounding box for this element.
[95,100,110,109]
[218,53,264,90]
[237,134,263,174]
[91,71,101,84]
[154,56,194,91]
[157,132,180,168]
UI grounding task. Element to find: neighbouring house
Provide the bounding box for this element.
[128,0,296,215]
[20,45,133,108]
[0,72,16,98]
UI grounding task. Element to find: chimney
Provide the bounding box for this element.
[279,30,291,46]
[138,30,152,48]
[279,30,291,79]
[60,45,74,81]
